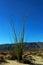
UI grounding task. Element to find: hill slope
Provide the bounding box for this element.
[0,42,43,51]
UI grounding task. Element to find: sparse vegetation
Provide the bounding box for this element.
[10,18,24,62]
[0,18,43,65]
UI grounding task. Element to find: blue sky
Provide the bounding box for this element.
[0,0,43,44]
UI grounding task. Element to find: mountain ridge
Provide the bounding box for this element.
[0,42,43,51]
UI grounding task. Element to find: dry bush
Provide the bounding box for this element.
[0,56,5,62]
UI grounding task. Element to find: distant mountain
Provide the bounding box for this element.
[0,42,43,51]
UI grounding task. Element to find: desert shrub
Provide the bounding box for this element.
[9,50,17,60]
[0,56,5,62]
[10,19,24,62]
[1,52,7,55]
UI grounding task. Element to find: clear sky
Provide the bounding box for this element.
[0,0,43,44]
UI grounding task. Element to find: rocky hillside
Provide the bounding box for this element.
[0,42,43,51]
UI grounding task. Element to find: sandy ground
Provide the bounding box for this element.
[30,55,43,64]
[2,60,29,65]
[1,55,43,65]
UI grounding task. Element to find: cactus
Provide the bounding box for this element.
[9,18,25,61]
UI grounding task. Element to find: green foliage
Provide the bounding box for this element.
[10,18,24,61]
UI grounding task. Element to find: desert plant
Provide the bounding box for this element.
[9,18,25,62]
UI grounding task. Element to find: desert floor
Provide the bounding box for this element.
[31,55,43,64]
[1,55,43,65]
[2,60,29,65]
